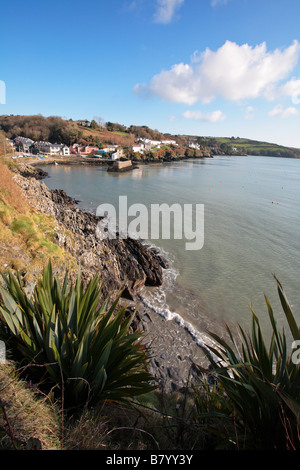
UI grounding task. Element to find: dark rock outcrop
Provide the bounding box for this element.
[10,163,48,180]
[13,169,165,300]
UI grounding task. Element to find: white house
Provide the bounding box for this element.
[161,140,178,146]
[130,144,145,153]
[136,138,164,150]
[60,145,70,156]
[111,148,124,160]
[34,141,70,156]
[103,145,118,153]
[188,142,200,150]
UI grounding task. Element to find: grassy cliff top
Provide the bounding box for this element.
[0,158,77,283]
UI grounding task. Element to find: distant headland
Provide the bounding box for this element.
[1,114,300,162]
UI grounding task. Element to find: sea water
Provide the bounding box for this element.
[43,156,300,346]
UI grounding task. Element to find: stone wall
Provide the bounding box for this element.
[113,160,133,170]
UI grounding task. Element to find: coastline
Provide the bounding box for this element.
[25,152,211,170]
[12,162,210,393]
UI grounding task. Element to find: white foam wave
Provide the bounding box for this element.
[138,292,215,352]
[137,242,216,352]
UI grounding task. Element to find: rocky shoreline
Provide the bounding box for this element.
[12,163,209,393]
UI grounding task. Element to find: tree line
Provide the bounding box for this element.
[0,115,83,146]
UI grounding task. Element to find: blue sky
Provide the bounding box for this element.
[1,0,300,147]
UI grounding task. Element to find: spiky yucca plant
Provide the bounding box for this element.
[0,262,155,407]
[196,277,300,450]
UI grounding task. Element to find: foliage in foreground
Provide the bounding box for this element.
[0,262,155,407]
[0,361,61,450]
[195,276,300,450]
[1,261,299,451]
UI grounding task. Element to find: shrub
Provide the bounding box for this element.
[195,277,300,449]
[0,262,155,407]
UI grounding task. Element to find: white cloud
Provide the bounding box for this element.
[183,109,226,122]
[153,0,184,24]
[245,106,255,120]
[279,77,300,104]
[265,76,300,102]
[268,104,299,118]
[134,40,300,105]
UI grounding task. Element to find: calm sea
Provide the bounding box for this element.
[43,156,300,345]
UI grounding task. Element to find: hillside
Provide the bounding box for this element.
[1,114,300,159]
[183,135,300,158]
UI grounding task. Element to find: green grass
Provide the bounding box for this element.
[181,135,300,157]
[113,131,129,136]
[214,137,300,157]
[0,161,77,278]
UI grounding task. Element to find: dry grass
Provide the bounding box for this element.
[62,409,110,450]
[0,361,61,450]
[80,127,135,147]
[0,158,77,282]
[0,158,29,213]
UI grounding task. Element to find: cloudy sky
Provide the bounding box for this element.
[1,0,300,147]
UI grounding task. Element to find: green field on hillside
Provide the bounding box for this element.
[182,135,300,158]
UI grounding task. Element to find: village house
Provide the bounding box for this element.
[130,144,145,153]
[14,136,34,154]
[104,145,118,153]
[34,141,70,156]
[100,145,123,158]
[70,143,81,154]
[188,142,201,150]
[70,144,99,155]
[96,146,123,160]
[111,148,123,160]
[161,139,178,146]
[70,143,123,159]
[83,145,99,154]
[135,137,162,150]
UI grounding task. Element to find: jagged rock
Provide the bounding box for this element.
[10,163,48,180]
[148,247,169,269]
[13,169,163,301]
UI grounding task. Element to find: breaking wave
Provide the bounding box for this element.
[138,242,217,352]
